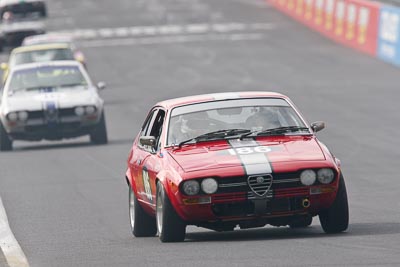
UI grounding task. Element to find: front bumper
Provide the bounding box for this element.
[171,175,338,228]
[5,113,100,141]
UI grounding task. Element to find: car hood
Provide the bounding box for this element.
[3,87,99,112]
[168,137,326,173]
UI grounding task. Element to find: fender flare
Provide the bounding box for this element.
[155,170,187,221]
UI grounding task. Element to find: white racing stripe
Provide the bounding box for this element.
[0,196,29,267]
[229,139,272,175]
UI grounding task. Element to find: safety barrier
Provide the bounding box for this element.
[269,0,380,55]
[269,0,400,67]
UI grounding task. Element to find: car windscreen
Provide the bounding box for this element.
[167,98,307,146]
[8,66,88,93]
[11,48,75,67]
[1,1,46,21]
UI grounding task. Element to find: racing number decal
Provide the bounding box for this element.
[228,140,273,175]
[228,146,272,155]
[142,168,153,201]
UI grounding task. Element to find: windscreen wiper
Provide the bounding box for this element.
[240,126,310,140]
[178,128,251,148]
[58,83,87,88]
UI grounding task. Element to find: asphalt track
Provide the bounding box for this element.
[0,0,400,266]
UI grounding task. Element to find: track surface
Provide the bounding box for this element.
[1,0,400,266]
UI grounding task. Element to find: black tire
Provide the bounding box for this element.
[90,112,108,144]
[0,121,12,151]
[289,216,313,228]
[129,187,157,237]
[319,174,349,233]
[156,181,186,242]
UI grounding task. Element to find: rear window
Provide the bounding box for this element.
[1,1,46,21]
[11,48,75,67]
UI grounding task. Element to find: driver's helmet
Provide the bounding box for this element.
[2,11,13,22]
[246,107,280,131]
[180,111,210,138]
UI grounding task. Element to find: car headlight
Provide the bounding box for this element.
[18,111,28,121]
[75,106,85,116]
[317,168,334,184]
[7,112,18,122]
[182,180,200,196]
[300,169,316,186]
[201,178,218,194]
[85,106,96,115]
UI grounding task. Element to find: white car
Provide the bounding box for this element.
[0,61,108,151]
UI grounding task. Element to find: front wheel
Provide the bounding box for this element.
[0,121,12,151]
[129,187,157,237]
[319,173,349,233]
[90,112,108,144]
[156,181,186,242]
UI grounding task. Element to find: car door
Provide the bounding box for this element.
[137,109,166,209]
[129,108,158,203]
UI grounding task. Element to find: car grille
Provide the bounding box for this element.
[27,108,76,120]
[217,171,303,195]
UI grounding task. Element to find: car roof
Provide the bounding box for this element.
[157,91,289,109]
[0,0,44,7]
[23,34,74,46]
[10,60,82,72]
[11,43,70,54]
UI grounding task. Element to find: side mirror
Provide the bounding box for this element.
[97,81,106,90]
[139,136,156,147]
[0,63,8,70]
[311,121,325,132]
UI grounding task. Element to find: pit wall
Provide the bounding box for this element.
[269,0,400,66]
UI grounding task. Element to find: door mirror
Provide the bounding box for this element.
[311,121,325,132]
[139,136,156,147]
[97,82,106,90]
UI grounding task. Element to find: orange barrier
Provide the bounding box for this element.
[269,0,380,55]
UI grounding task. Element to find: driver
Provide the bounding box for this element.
[169,111,210,144]
[245,107,280,131]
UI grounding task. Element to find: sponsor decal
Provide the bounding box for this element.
[378,5,400,65]
[142,167,153,201]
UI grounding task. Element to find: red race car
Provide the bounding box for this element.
[125,92,349,242]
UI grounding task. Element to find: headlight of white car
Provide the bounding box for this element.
[182,180,200,196]
[317,168,335,184]
[201,178,218,194]
[7,112,19,122]
[75,106,85,116]
[85,106,96,115]
[18,111,28,121]
[300,169,316,186]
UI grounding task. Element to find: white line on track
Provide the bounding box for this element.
[79,33,265,48]
[0,196,29,267]
[48,22,275,40]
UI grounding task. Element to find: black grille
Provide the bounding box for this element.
[58,108,75,117]
[212,197,305,217]
[27,108,76,120]
[28,110,44,119]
